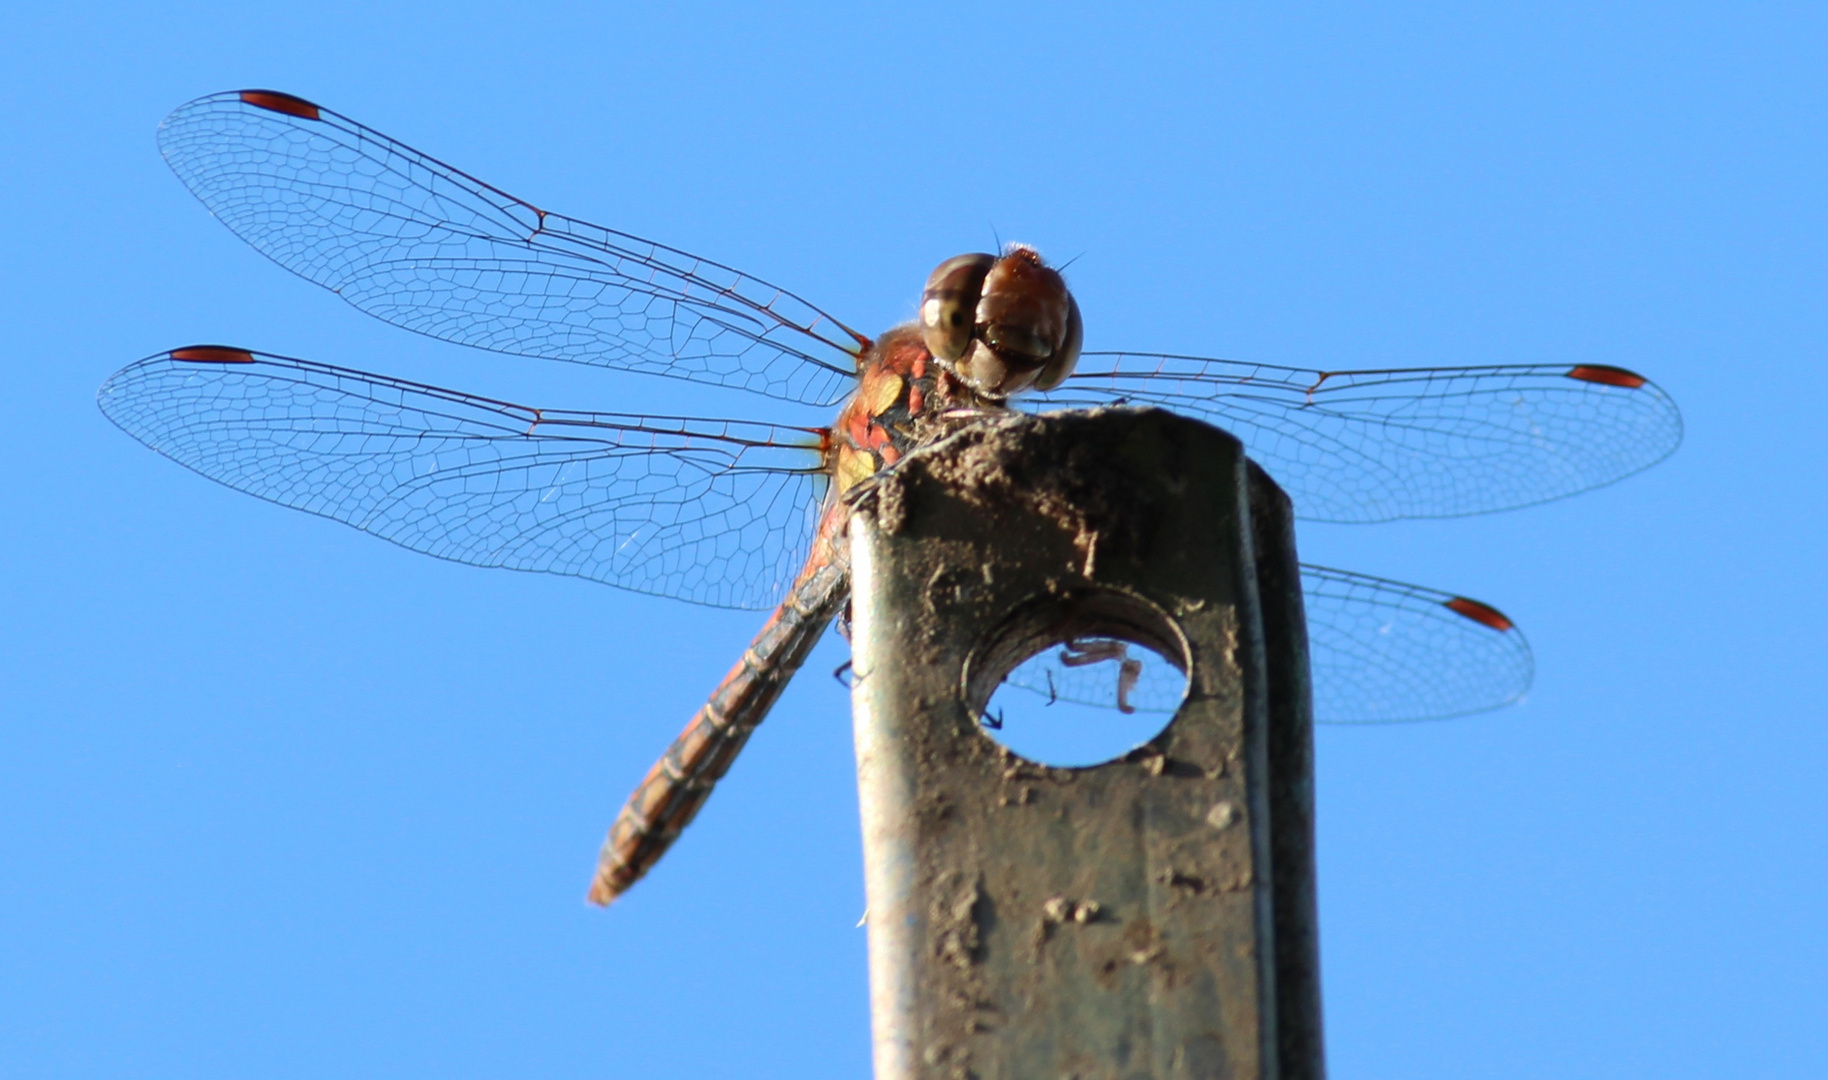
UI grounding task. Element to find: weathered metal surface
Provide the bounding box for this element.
[1250,464,1326,1080]
[849,407,1323,1080]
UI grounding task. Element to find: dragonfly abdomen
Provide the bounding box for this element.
[587,541,850,906]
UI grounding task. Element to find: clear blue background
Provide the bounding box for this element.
[4,3,1823,1076]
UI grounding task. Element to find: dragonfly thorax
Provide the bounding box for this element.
[918,246,1083,399]
[832,326,1010,494]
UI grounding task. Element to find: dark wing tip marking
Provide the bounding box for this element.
[237,90,321,120]
[1444,596,1515,632]
[1566,364,1649,389]
[169,345,257,364]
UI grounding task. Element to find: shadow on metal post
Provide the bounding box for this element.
[848,408,1324,1080]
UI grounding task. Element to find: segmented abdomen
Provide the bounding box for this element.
[587,534,850,906]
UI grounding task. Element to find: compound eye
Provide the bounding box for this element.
[1032,295,1083,392]
[919,253,996,361]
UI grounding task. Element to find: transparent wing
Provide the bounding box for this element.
[1003,564,1532,724]
[157,90,865,406]
[1300,564,1532,724]
[98,348,830,611]
[1033,353,1683,522]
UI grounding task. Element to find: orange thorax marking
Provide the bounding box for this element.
[831,324,1001,495]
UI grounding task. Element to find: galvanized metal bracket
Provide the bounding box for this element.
[848,407,1323,1080]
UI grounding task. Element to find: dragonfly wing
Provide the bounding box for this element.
[1300,564,1532,723]
[157,91,863,406]
[999,563,1530,724]
[1034,353,1683,522]
[98,348,829,611]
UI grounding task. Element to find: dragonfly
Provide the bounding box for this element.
[99,90,1683,907]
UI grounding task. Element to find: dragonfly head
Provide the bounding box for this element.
[919,246,1083,398]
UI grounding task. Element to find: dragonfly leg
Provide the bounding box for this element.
[1059,638,1144,714]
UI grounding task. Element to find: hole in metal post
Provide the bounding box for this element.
[964,589,1192,768]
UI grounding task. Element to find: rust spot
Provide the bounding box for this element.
[169,346,256,364]
[1445,596,1515,632]
[1567,364,1647,389]
[238,90,321,120]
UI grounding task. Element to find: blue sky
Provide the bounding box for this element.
[3,2,1824,1076]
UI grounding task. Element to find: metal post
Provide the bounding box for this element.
[849,408,1323,1080]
